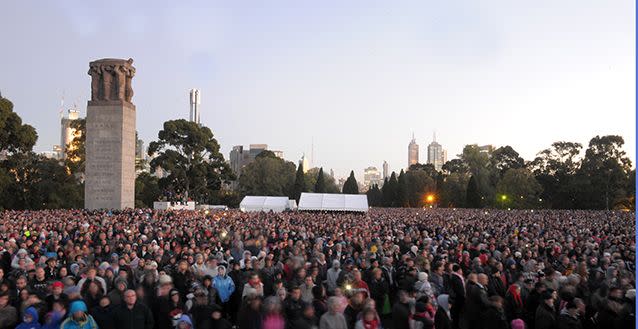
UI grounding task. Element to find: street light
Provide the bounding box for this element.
[426,194,435,203]
[501,195,508,201]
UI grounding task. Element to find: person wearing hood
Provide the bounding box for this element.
[60,300,98,329]
[174,314,193,329]
[326,260,341,294]
[414,272,434,303]
[505,283,525,323]
[107,277,127,306]
[482,295,508,329]
[208,303,232,329]
[16,306,41,329]
[435,294,452,329]
[212,265,235,317]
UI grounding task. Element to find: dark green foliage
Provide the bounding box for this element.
[466,175,481,208]
[314,167,326,193]
[238,156,296,196]
[342,170,359,194]
[291,163,306,202]
[366,184,383,207]
[148,119,234,203]
[135,172,160,208]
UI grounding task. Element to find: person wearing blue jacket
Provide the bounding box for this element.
[175,314,194,329]
[213,266,235,304]
[59,301,98,329]
[16,306,41,329]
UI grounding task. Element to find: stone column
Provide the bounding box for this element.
[84,58,136,210]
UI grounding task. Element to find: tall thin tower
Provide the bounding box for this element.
[189,88,201,125]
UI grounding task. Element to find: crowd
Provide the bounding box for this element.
[0,208,634,329]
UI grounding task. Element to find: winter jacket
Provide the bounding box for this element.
[16,307,41,329]
[213,274,236,303]
[60,302,99,329]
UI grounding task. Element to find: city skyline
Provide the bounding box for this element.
[0,1,634,180]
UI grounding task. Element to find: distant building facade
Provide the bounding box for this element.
[383,161,389,180]
[58,109,81,159]
[229,144,284,188]
[363,166,382,190]
[408,133,419,168]
[427,134,447,171]
[189,88,201,125]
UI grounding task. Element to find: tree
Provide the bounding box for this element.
[65,118,86,176]
[382,172,398,206]
[238,155,296,196]
[148,120,233,203]
[495,168,543,209]
[442,159,468,174]
[461,145,496,206]
[529,141,583,209]
[0,95,37,154]
[397,169,409,207]
[491,146,525,176]
[342,170,359,194]
[466,175,481,208]
[314,167,327,193]
[439,172,469,208]
[405,170,435,207]
[366,184,383,207]
[2,152,82,209]
[291,163,306,202]
[135,172,160,208]
[304,167,339,193]
[576,135,632,210]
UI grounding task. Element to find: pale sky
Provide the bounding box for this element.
[0,1,634,180]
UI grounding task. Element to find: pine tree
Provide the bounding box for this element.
[291,163,306,202]
[342,170,359,194]
[383,172,399,207]
[466,175,481,208]
[314,167,326,193]
[366,184,383,207]
[397,169,409,207]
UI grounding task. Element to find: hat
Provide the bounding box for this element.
[411,246,419,254]
[51,281,64,289]
[159,274,173,285]
[99,262,110,271]
[64,285,81,296]
[169,289,180,297]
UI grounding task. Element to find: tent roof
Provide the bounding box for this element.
[240,196,291,212]
[297,193,368,212]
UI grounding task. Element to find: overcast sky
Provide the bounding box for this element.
[0,1,634,179]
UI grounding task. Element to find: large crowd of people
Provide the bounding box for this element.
[0,208,634,329]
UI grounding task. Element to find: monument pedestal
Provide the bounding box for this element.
[84,100,136,209]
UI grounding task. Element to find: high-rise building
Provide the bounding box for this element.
[478,145,494,154]
[135,132,149,175]
[383,161,389,180]
[427,133,447,171]
[299,154,310,173]
[363,166,382,190]
[408,133,419,168]
[59,108,81,159]
[229,144,284,186]
[330,169,335,179]
[189,88,201,125]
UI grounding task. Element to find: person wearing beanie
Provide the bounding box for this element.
[45,281,68,311]
[510,318,525,329]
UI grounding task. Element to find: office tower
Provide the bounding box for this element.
[408,133,419,168]
[300,154,310,173]
[60,108,81,159]
[383,161,389,180]
[363,166,382,190]
[189,88,201,125]
[427,133,447,171]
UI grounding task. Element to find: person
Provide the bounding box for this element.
[242,273,264,299]
[45,281,68,312]
[0,290,18,329]
[237,294,262,329]
[435,294,452,329]
[175,314,194,329]
[262,296,286,329]
[326,260,342,294]
[505,283,525,323]
[463,274,490,329]
[42,300,66,329]
[291,303,319,329]
[558,300,582,329]
[283,286,305,324]
[60,300,99,329]
[311,285,328,318]
[448,264,466,329]
[320,297,348,329]
[355,307,381,329]
[16,306,41,329]
[535,289,557,329]
[410,300,435,329]
[208,303,232,329]
[112,289,154,329]
[482,295,508,329]
[392,290,412,329]
[213,265,235,314]
[90,296,114,329]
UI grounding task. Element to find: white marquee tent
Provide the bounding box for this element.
[297,193,369,212]
[239,196,293,213]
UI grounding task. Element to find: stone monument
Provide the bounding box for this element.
[85,58,136,209]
